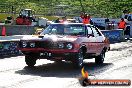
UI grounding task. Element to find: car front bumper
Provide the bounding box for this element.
[20,48,78,60]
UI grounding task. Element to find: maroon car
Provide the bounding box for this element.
[19,23,110,68]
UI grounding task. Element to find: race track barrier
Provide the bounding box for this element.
[101,29,125,43]
[0,25,36,36]
[0,40,20,56]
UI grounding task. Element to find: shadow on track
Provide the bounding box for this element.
[15,62,113,78]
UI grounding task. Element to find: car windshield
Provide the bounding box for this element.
[40,24,85,35]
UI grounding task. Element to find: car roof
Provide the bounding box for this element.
[51,23,92,25]
[50,23,95,27]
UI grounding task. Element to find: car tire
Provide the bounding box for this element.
[95,50,105,64]
[74,49,84,68]
[25,55,37,67]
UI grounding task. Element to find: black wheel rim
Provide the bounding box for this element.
[100,52,105,62]
[78,50,83,67]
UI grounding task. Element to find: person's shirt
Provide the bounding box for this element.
[80,15,90,24]
[118,21,126,29]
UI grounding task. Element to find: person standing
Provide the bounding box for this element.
[54,18,60,23]
[80,13,91,24]
[61,16,67,23]
[118,18,130,39]
[118,18,126,30]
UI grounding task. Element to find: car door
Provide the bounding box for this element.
[91,26,105,54]
[85,25,97,54]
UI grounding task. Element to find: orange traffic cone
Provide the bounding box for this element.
[2,26,6,36]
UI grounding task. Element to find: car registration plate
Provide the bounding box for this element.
[40,52,52,57]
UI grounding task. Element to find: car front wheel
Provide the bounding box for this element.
[73,49,84,68]
[95,50,105,64]
[25,55,37,67]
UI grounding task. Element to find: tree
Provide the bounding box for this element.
[79,0,85,12]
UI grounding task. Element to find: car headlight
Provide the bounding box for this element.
[22,42,27,48]
[66,43,73,49]
[30,42,35,48]
[58,43,64,48]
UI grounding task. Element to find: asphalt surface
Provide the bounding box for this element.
[0,40,132,88]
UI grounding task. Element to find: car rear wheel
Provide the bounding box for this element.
[25,55,37,67]
[73,49,84,68]
[95,50,105,64]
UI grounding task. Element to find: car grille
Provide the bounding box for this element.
[19,41,58,49]
[36,41,58,49]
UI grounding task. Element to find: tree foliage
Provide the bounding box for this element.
[0,0,132,18]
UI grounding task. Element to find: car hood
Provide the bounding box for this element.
[21,34,78,42]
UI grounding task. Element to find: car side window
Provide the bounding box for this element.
[91,27,101,37]
[87,26,93,35]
